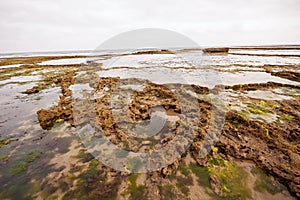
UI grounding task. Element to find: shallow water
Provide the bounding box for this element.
[95,49,300,85]
[229,49,300,56]
[216,66,265,72]
[207,54,300,66]
[0,48,299,199]
[2,48,297,68]
[0,64,23,69]
[101,54,193,68]
[244,90,292,100]
[97,68,300,88]
[0,84,60,135]
[0,75,43,85]
[39,58,88,65]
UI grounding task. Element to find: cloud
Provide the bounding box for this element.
[0,0,299,53]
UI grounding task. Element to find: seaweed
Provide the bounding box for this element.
[252,167,286,195]
[123,174,147,200]
[190,156,252,200]
[125,157,143,172]
[10,151,43,175]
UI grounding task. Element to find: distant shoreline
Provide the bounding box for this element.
[1,44,300,57]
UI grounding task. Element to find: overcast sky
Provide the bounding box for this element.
[0,0,299,53]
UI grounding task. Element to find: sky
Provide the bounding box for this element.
[0,0,300,53]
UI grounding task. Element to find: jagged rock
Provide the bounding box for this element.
[210,175,222,196]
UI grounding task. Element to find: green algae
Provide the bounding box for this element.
[74,149,94,163]
[123,174,147,200]
[275,113,294,125]
[34,96,42,101]
[10,161,29,175]
[280,114,294,121]
[209,162,251,200]
[79,159,100,180]
[64,159,102,199]
[52,119,65,128]
[258,100,280,109]
[175,174,193,196]
[189,163,211,188]
[0,68,37,81]
[248,105,269,115]
[10,151,43,175]
[178,185,190,195]
[122,140,129,149]
[246,100,280,115]
[208,155,229,166]
[59,181,69,192]
[0,140,5,148]
[0,178,38,200]
[114,149,129,158]
[190,155,252,200]
[26,151,43,163]
[0,138,18,148]
[178,162,191,176]
[125,157,143,171]
[0,155,9,161]
[229,120,240,128]
[159,185,177,200]
[252,167,286,195]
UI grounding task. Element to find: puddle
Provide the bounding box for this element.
[0,64,22,69]
[219,71,300,86]
[221,90,282,123]
[39,58,88,65]
[69,83,94,99]
[97,68,300,88]
[271,68,300,73]
[91,48,300,67]
[0,75,43,85]
[200,54,300,66]
[229,49,300,56]
[273,87,300,97]
[119,84,146,91]
[0,84,60,135]
[244,90,292,100]
[101,54,194,69]
[96,68,218,87]
[93,50,299,87]
[217,66,265,72]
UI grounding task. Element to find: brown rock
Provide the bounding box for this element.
[210,175,222,196]
[37,109,58,129]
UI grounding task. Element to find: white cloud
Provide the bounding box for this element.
[0,0,299,53]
